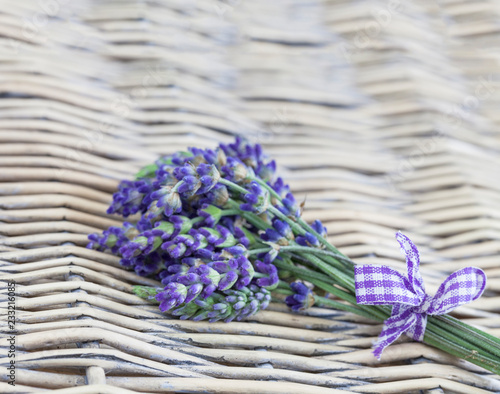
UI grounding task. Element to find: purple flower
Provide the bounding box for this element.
[261,219,293,245]
[107,180,153,217]
[253,260,279,290]
[198,204,222,227]
[157,264,221,310]
[151,186,182,216]
[240,182,269,214]
[161,228,218,259]
[311,220,327,237]
[200,184,229,207]
[278,192,300,218]
[196,163,220,194]
[173,162,220,197]
[286,281,315,311]
[156,282,188,312]
[296,232,320,247]
[121,251,166,277]
[170,285,271,323]
[209,250,255,291]
[198,225,236,248]
[87,222,138,254]
[221,157,248,183]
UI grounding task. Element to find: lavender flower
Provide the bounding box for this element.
[171,285,271,322]
[253,260,279,290]
[210,248,255,290]
[261,219,293,245]
[128,251,165,277]
[87,222,138,254]
[156,264,221,311]
[311,219,327,237]
[198,204,222,227]
[221,157,248,183]
[156,282,188,311]
[240,182,270,214]
[296,232,320,247]
[200,184,229,207]
[107,180,153,217]
[285,281,315,311]
[150,186,182,216]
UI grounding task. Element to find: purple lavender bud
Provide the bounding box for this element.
[156,282,187,312]
[87,222,138,254]
[286,281,315,311]
[196,163,220,194]
[107,179,153,217]
[221,157,248,183]
[197,265,221,288]
[120,236,148,259]
[162,239,188,258]
[241,182,269,215]
[296,232,320,247]
[152,220,176,239]
[279,192,300,217]
[273,220,292,239]
[258,160,276,182]
[272,177,290,197]
[201,283,217,299]
[195,247,214,260]
[218,271,239,291]
[219,245,247,257]
[132,252,164,277]
[198,204,222,227]
[145,201,165,222]
[200,184,229,207]
[261,229,281,243]
[311,219,327,237]
[254,260,279,290]
[170,215,192,233]
[177,175,200,196]
[174,163,196,180]
[185,283,203,303]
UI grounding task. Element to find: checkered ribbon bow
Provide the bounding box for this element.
[354,232,486,360]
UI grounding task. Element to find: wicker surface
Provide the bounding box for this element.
[1,1,500,393]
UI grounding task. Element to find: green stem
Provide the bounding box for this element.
[302,252,356,293]
[247,245,354,263]
[430,316,500,359]
[225,199,270,231]
[219,178,248,195]
[424,329,500,374]
[220,208,240,217]
[251,176,349,258]
[314,295,384,319]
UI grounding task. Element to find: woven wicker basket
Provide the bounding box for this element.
[1,1,500,393]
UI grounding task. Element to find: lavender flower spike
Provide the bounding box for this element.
[286,281,315,311]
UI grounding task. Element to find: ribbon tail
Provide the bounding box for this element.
[406,313,427,342]
[373,309,417,360]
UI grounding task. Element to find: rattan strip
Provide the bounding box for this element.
[0,0,499,392]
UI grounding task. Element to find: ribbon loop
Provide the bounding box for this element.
[426,267,486,316]
[355,232,486,360]
[355,265,421,306]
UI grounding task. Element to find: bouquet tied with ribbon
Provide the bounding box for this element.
[88,137,500,374]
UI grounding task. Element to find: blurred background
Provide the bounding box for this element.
[1,1,500,391]
[2,0,499,281]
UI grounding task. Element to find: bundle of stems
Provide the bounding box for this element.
[220,177,500,375]
[88,138,500,375]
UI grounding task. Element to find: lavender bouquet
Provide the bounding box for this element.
[88,138,500,374]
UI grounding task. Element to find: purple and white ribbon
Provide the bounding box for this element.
[354,232,486,360]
